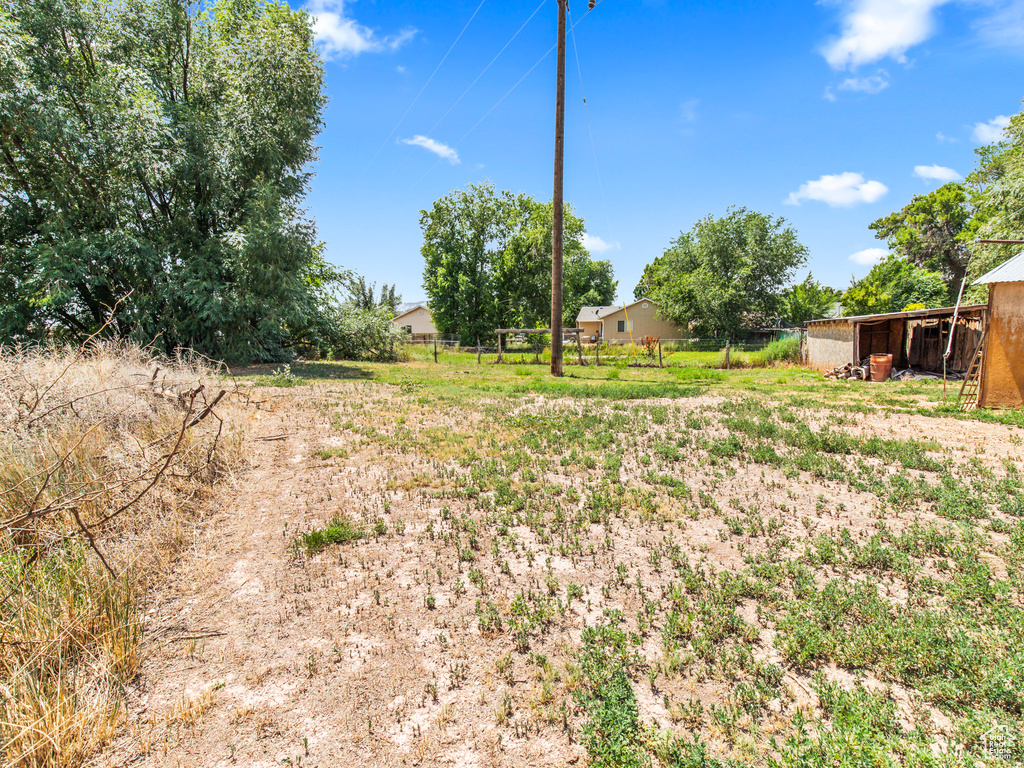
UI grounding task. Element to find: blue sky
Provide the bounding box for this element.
[303,0,1023,304]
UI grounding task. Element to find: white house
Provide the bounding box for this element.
[392,302,438,339]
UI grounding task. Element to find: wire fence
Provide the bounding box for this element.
[407,335,797,368]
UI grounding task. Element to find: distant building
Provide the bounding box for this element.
[974,251,1024,409]
[391,302,437,340]
[575,299,685,342]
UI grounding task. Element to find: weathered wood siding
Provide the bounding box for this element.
[807,321,855,371]
[980,282,1024,409]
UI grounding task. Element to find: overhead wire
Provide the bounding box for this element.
[567,1,613,242]
[391,0,546,178]
[410,0,606,190]
[362,0,489,175]
[426,0,547,137]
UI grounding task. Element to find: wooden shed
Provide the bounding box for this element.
[974,252,1024,409]
[806,305,987,374]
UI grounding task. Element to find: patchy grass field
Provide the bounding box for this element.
[101,353,1023,768]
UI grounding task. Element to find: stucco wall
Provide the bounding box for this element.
[807,321,855,371]
[980,282,1024,409]
[392,307,437,335]
[579,321,602,342]
[601,302,684,341]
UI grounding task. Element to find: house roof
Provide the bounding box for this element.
[973,251,1024,285]
[393,303,430,321]
[576,298,659,323]
[806,304,987,326]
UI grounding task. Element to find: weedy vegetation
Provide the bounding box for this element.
[0,343,243,767]
[254,348,1023,767]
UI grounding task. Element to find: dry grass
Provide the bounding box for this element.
[0,342,245,767]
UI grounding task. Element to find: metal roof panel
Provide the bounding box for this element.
[973,251,1024,285]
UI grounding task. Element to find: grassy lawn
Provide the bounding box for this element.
[227,347,1024,766]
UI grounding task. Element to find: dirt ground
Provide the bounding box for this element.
[93,379,1024,768]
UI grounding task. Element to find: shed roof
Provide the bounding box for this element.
[973,251,1024,285]
[806,304,986,326]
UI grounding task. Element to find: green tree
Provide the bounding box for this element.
[634,208,807,338]
[419,182,613,344]
[782,273,842,325]
[563,253,617,328]
[965,103,1024,300]
[345,276,400,314]
[869,182,980,300]
[842,256,948,316]
[0,0,333,361]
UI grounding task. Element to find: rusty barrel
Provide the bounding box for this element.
[870,353,893,382]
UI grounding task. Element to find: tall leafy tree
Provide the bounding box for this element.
[420,182,614,344]
[634,208,807,338]
[965,104,1024,300]
[346,276,400,314]
[842,256,948,316]
[0,0,332,361]
[563,253,616,328]
[782,273,842,325]
[869,183,981,301]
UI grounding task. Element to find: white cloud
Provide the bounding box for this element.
[401,135,460,164]
[822,0,951,70]
[837,71,890,94]
[972,115,1011,143]
[973,1,1024,47]
[913,164,962,182]
[309,0,416,60]
[582,234,620,254]
[936,131,958,143]
[849,247,889,265]
[680,99,699,124]
[786,172,889,207]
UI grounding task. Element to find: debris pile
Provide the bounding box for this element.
[824,362,869,380]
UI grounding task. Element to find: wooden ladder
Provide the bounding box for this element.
[957,330,987,410]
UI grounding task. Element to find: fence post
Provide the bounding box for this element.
[725,340,731,370]
[477,337,481,365]
[596,340,600,366]
[658,341,663,368]
[434,339,438,364]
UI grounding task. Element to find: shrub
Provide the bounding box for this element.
[329,305,408,362]
[747,338,800,367]
[0,343,244,765]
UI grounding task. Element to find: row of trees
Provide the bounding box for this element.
[855,110,1023,313]
[420,183,617,345]
[632,101,1023,336]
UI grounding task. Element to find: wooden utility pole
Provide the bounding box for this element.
[550,0,567,378]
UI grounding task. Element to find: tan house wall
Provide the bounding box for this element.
[601,302,684,341]
[807,321,856,371]
[980,282,1024,409]
[579,321,603,342]
[392,307,437,335]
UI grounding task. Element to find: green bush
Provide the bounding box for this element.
[747,338,800,367]
[330,305,408,362]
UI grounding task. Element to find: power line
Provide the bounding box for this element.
[410,1,606,190]
[362,0,489,175]
[567,2,612,243]
[427,0,546,136]
[391,0,545,179]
